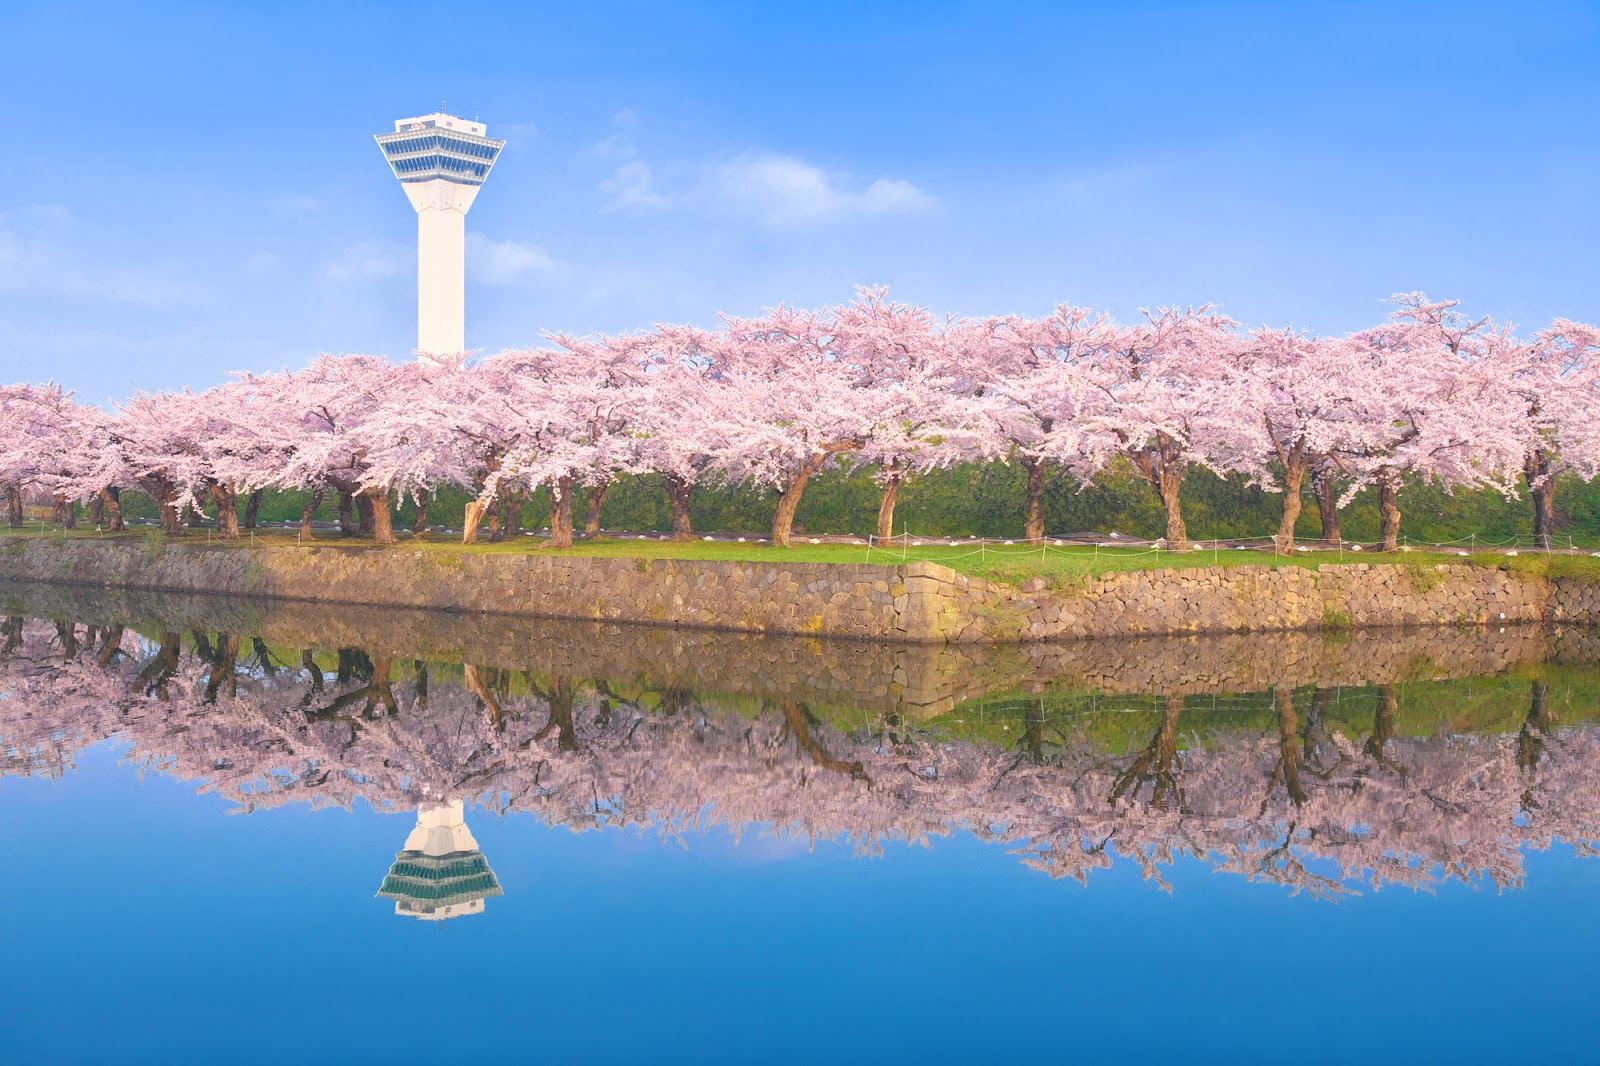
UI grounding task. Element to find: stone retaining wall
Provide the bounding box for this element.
[8,581,1598,720]
[3,536,1598,643]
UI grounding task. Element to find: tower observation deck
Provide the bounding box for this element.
[376,112,505,357]
[376,800,503,921]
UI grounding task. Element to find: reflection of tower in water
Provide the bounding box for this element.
[376,800,502,921]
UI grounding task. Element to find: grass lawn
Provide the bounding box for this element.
[8,522,1600,585]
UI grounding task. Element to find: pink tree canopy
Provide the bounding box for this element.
[5,288,1598,551]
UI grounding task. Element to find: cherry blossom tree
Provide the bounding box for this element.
[1073,307,1255,548]
[703,305,878,547]
[540,330,661,539]
[1341,297,1528,550]
[0,383,91,528]
[1502,319,1600,548]
[1226,331,1377,552]
[630,335,732,541]
[829,288,983,541]
[461,347,646,548]
[956,306,1119,543]
[255,355,410,542]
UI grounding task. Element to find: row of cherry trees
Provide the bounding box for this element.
[3,291,1598,551]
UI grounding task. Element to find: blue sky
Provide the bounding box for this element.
[2,0,1597,403]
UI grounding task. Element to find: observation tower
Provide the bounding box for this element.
[376,800,504,921]
[375,110,505,357]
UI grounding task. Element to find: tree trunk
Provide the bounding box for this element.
[1529,678,1554,732]
[185,502,206,529]
[413,661,429,712]
[583,478,610,537]
[411,498,430,535]
[1275,461,1306,554]
[1531,481,1556,550]
[1377,470,1401,552]
[355,492,375,535]
[500,491,522,539]
[89,493,104,528]
[210,484,240,539]
[1314,465,1341,546]
[1021,457,1047,544]
[4,484,22,528]
[203,632,240,703]
[243,488,264,530]
[1366,685,1398,763]
[100,488,124,532]
[363,487,395,544]
[548,675,579,751]
[548,476,575,548]
[776,699,867,780]
[663,474,694,541]
[486,500,505,542]
[299,488,324,540]
[1,616,23,658]
[772,453,827,547]
[97,624,125,668]
[1274,688,1308,807]
[52,493,77,529]
[1110,694,1185,810]
[143,479,182,534]
[462,493,491,544]
[464,663,505,729]
[337,491,354,535]
[875,472,901,542]
[1158,466,1188,549]
[1526,450,1555,550]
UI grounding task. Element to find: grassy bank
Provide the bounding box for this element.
[8,524,1600,586]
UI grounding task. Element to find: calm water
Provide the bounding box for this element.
[2,584,1598,1064]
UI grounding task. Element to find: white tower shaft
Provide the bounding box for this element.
[404,180,481,356]
[376,112,504,359]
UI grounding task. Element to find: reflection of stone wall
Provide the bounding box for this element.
[3,537,1598,644]
[7,582,1597,720]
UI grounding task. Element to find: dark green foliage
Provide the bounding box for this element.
[104,463,1600,546]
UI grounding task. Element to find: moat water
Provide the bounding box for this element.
[2,583,1597,1063]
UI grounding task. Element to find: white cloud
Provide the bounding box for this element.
[706,155,936,224]
[598,153,934,225]
[320,241,408,283]
[584,107,931,225]
[585,132,638,161]
[858,178,938,214]
[467,233,566,286]
[600,160,672,214]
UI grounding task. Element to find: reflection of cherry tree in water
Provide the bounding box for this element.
[1110,695,1186,811]
[4,617,1600,896]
